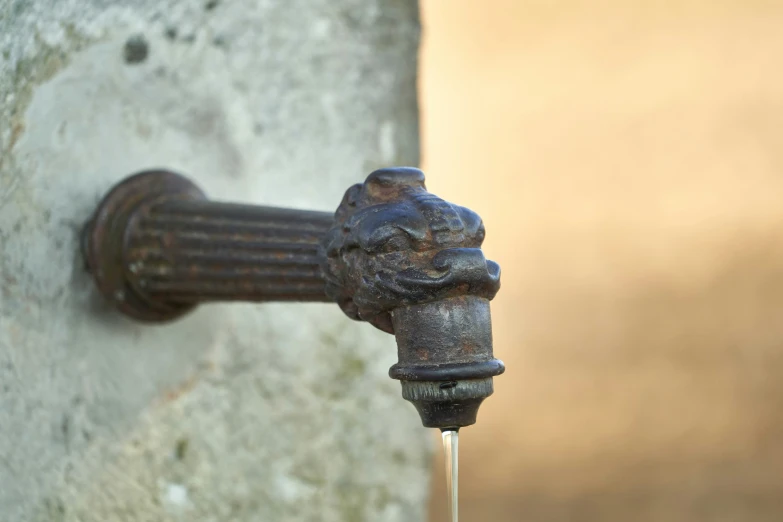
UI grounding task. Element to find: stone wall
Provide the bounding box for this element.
[0,1,429,520]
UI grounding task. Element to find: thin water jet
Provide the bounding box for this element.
[441,429,459,522]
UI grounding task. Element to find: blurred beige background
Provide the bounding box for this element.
[420,1,783,521]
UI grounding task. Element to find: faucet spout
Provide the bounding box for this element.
[82,167,503,429]
[391,296,504,429]
[322,167,504,429]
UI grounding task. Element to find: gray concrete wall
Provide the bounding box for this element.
[0,1,429,521]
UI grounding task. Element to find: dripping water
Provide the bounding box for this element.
[441,429,459,522]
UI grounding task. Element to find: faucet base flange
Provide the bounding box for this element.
[82,170,206,322]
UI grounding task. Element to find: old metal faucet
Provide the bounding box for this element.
[82,167,504,430]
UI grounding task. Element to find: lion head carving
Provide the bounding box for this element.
[321,167,501,334]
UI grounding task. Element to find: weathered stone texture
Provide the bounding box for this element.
[0,1,429,520]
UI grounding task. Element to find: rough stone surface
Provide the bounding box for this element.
[0,1,429,521]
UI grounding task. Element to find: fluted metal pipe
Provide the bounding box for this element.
[124,199,332,303]
[82,170,333,322]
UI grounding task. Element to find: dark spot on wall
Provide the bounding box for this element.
[212,35,228,48]
[205,0,219,11]
[253,122,264,135]
[43,497,66,517]
[123,34,149,64]
[175,437,189,460]
[10,121,25,149]
[61,414,71,453]
[12,0,27,17]
[391,449,408,464]
[165,26,178,40]
[341,8,363,30]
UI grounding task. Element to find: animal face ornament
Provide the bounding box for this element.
[321,167,501,333]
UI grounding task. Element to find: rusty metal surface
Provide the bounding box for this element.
[125,199,333,303]
[82,170,206,322]
[83,170,332,322]
[322,167,504,428]
[83,167,503,428]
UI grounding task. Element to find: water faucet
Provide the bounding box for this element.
[82,167,504,430]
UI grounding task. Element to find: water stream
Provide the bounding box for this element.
[441,429,459,522]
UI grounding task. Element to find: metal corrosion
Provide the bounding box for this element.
[322,168,504,428]
[83,167,504,428]
[82,170,332,322]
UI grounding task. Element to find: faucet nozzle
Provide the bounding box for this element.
[391,296,504,429]
[323,168,504,429]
